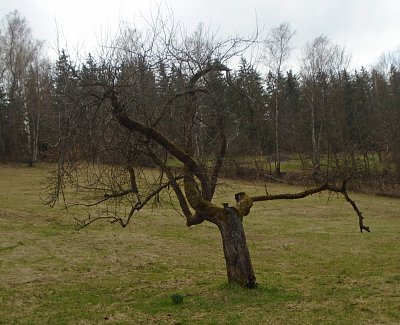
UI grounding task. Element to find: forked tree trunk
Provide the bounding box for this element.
[217,207,257,288]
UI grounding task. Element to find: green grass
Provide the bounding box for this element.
[0,164,399,324]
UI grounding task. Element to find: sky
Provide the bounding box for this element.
[1,0,400,71]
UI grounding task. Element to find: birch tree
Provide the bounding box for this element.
[263,23,295,175]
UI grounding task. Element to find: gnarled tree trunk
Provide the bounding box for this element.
[217,207,256,288]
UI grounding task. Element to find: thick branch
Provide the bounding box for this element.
[105,89,212,199]
[104,189,133,199]
[210,117,227,199]
[149,151,193,221]
[252,183,329,202]
[183,174,222,225]
[127,166,141,203]
[233,192,253,218]
[127,166,139,194]
[188,62,229,89]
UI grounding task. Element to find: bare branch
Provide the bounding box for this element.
[210,116,227,198]
[252,183,330,202]
[151,87,209,128]
[105,87,213,199]
[252,181,370,233]
[149,150,193,220]
[74,175,184,229]
[188,62,229,88]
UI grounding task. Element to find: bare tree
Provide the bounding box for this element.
[0,10,46,164]
[375,48,400,76]
[48,19,369,289]
[263,22,295,175]
[300,35,351,169]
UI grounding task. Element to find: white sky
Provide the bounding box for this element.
[1,0,400,71]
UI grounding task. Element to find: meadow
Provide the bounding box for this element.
[0,164,399,324]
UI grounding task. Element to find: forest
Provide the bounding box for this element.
[1,9,399,193]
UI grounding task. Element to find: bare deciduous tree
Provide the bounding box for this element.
[263,22,295,175]
[300,35,351,169]
[48,19,369,289]
[0,10,48,164]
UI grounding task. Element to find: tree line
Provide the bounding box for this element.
[0,10,399,190]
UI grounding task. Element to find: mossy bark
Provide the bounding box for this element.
[184,174,256,287]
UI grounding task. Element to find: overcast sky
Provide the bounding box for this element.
[1,0,400,71]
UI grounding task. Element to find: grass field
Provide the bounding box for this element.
[0,164,399,324]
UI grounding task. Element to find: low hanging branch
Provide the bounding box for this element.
[73,175,185,229]
[251,181,370,233]
[339,187,371,233]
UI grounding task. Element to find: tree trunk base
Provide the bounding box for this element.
[218,207,257,288]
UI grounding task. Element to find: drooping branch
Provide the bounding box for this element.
[70,174,184,208]
[251,181,370,233]
[333,183,371,233]
[74,175,185,229]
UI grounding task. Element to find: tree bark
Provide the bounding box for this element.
[217,207,257,288]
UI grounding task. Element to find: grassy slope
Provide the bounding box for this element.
[0,165,399,324]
